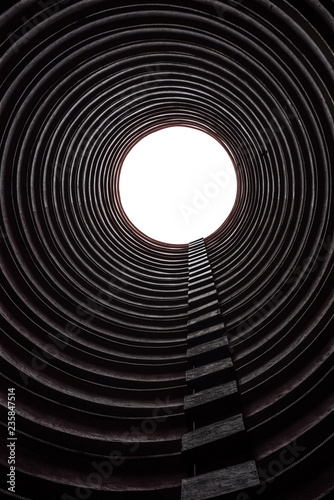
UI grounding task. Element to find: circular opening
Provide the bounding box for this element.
[119,126,237,244]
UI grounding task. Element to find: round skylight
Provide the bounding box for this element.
[119,127,237,244]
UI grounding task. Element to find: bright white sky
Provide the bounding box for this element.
[119,126,237,244]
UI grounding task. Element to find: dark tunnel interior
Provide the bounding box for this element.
[0,1,333,499]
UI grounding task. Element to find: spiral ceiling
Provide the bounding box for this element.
[0,0,333,499]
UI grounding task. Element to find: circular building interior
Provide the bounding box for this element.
[0,1,333,499]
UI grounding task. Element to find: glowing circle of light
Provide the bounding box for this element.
[119,127,237,244]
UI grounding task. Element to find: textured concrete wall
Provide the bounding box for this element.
[0,1,333,499]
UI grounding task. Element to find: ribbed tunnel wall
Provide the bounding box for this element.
[0,1,333,499]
